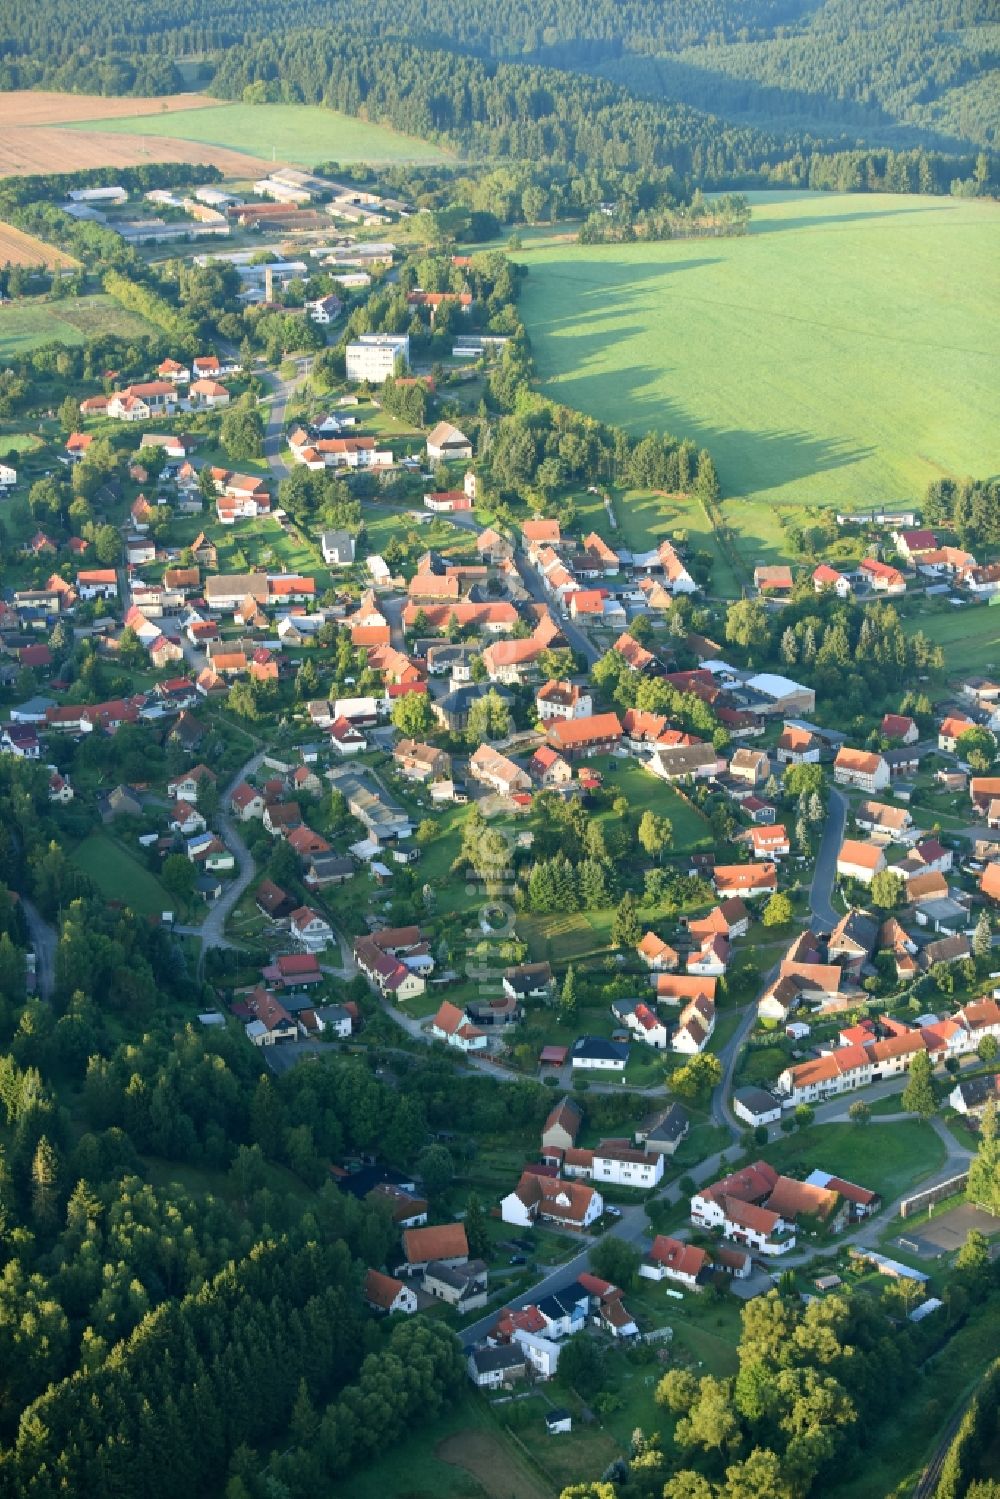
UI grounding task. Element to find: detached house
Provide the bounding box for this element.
[834,747,890,792]
[836,838,886,885]
[430,1001,487,1052]
[860,557,905,593]
[713,863,777,899]
[289,906,334,953]
[501,1171,603,1230]
[469,744,530,797]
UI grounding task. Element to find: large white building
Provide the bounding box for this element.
[345,334,410,384]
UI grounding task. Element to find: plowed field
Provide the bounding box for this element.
[0,221,77,268]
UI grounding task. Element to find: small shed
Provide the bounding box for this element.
[540,1045,568,1068]
[545,1408,572,1435]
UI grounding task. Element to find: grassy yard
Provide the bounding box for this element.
[760,1120,946,1202]
[343,1389,549,1499]
[0,292,158,357]
[70,102,451,165]
[70,832,176,917]
[588,758,713,851]
[902,602,1000,680]
[517,192,999,522]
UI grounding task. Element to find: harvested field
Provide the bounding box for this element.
[0,126,271,179]
[0,90,220,127]
[436,1430,553,1499]
[0,221,77,268]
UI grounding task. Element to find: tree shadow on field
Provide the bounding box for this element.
[750,203,951,235]
[544,360,875,496]
[522,257,722,335]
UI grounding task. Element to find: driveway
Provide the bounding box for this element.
[809,788,846,931]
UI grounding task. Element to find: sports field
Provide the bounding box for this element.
[0,294,158,357]
[66,101,450,166]
[517,193,1000,523]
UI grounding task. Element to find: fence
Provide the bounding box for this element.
[900,1172,969,1219]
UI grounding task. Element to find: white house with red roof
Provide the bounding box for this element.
[812,563,851,597]
[430,1000,487,1052]
[289,905,334,952]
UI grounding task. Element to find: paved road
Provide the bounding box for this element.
[809,788,847,931]
[513,550,600,665]
[173,748,269,974]
[460,1198,652,1348]
[260,357,311,483]
[22,898,56,1000]
[712,999,761,1133]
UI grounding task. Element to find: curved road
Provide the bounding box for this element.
[173,748,269,974]
[810,787,847,931]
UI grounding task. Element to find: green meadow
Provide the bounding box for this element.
[517,193,1000,526]
[0,293,158,357]
[67,102,450,165]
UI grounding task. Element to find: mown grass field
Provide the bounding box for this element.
[517,193,1000,528]
[761,1120,946,1202]
[67,102,450,165]
[71,833,174,917]
[902,601,1000,679]
[0,293,158,357]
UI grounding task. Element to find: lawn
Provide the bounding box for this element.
[760,1120,946,1202]
[343,1390,548,1499]
[902,602,1000,680]
[0,293,158,357]
[69,102,451,166]
[588,758,713,851]
[516,192,999,526]
[70,832,175,917]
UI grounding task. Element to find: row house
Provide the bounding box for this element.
[353,936,426,1002]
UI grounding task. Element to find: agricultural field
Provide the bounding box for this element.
[517,193,1000,530]
[0,90,220,126]
[65,101,451,167]
[0,221,77,269]
[70,833,175,918]
[0,293,159,357]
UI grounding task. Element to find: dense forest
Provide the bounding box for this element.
[208,31,984,199]
[592,0,1000,149]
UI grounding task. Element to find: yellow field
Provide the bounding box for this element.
[0,89,268,178]
[0,220,77,268]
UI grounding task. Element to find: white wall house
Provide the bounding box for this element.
[345,334,410,383]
